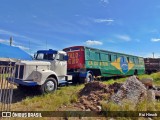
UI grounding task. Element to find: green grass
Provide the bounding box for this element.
[8,72,160,120]
[9,85,84,120]
[11,85,84,111]
[103,77,126,85]
[102,72,160,86]
[11,72,160,112]
[139,72,160,85]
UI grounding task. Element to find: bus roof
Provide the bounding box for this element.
[63,46,143,58]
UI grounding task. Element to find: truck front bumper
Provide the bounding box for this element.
[7,78,38,86]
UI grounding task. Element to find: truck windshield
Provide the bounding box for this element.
[36,53,56,60]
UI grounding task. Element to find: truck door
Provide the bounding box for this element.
[51,53,67,76]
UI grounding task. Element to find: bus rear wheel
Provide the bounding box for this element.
[85,73,93,83]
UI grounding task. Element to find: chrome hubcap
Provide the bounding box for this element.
[46,81,55,91]
[87,75,92,82]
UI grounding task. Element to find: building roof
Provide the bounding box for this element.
[0,43,32,60]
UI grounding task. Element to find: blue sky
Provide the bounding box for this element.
[0,0,160,57]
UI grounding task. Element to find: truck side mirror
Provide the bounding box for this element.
[34,53,37,59]
[64,55,68,61]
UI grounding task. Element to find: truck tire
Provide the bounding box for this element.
[40,78,57,94]
[85,73,93,83]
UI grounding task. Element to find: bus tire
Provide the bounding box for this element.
[85,73,93,83]
[134,69,138,75]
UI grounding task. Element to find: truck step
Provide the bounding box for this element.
[58,80,72,86]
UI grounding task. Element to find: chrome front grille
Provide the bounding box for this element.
[15,65,24,79]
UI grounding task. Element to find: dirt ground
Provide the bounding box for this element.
[58,81,122,112]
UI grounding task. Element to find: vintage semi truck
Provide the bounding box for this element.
[8,49,74,93]
[8,46,145,93]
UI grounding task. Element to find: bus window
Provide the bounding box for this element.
[108,54,111,62]
[133,58,135,63]
[114,55,117,62]
[120,56,124,62]
[101,53,107,61]
[139,58,144,64]
[106,54,109,61]
[127,57,129,63]
[86,50,90,59]
[88,50,94,60]
[95,52,100,61]
[91,51,95,60]
[135,57,139,64]
[129,57,132,63]
[111,55,117,62]
[137,58,139,64]
[99,53,101,60]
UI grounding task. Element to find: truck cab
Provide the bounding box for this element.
[8,49,72,93]
[35,49,68,77]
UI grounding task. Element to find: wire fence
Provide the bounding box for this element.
[0,65,15,112]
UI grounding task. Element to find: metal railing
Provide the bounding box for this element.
[0,65,15,112]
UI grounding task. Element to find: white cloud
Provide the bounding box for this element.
[100,0,109,4]
[151,38,160,42]
[12,44,30,50]
[0,29,40,45]
[100,0,109,7]
[144,53,160,58]
[0,29,18,37]
[85,40,103,46]
[0,39,9,43]
[17,45,30,50]
[94,18,114,23]
[115,35,131,41]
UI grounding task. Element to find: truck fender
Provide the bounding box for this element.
[79,71,93,78]
[87,71,93,76]
[79,70,94,83]
[27,69,58,85]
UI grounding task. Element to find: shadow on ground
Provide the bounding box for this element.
[12,87,42,103]
[0,84,72,104]
[0,87,42,104]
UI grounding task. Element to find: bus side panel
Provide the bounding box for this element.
[67,50,85,69]
[121,57,145,75]
[84,48,119,77]
[66,46,145,78]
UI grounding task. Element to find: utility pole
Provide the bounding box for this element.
[46,40,47,49]
[9,36,13,46]
[29,40,31,54]
[153,52,154,58]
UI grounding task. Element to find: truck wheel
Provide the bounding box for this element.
[40,78,57,94]
[85,73,93,83]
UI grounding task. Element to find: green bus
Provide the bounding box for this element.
[63,46,145,83]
